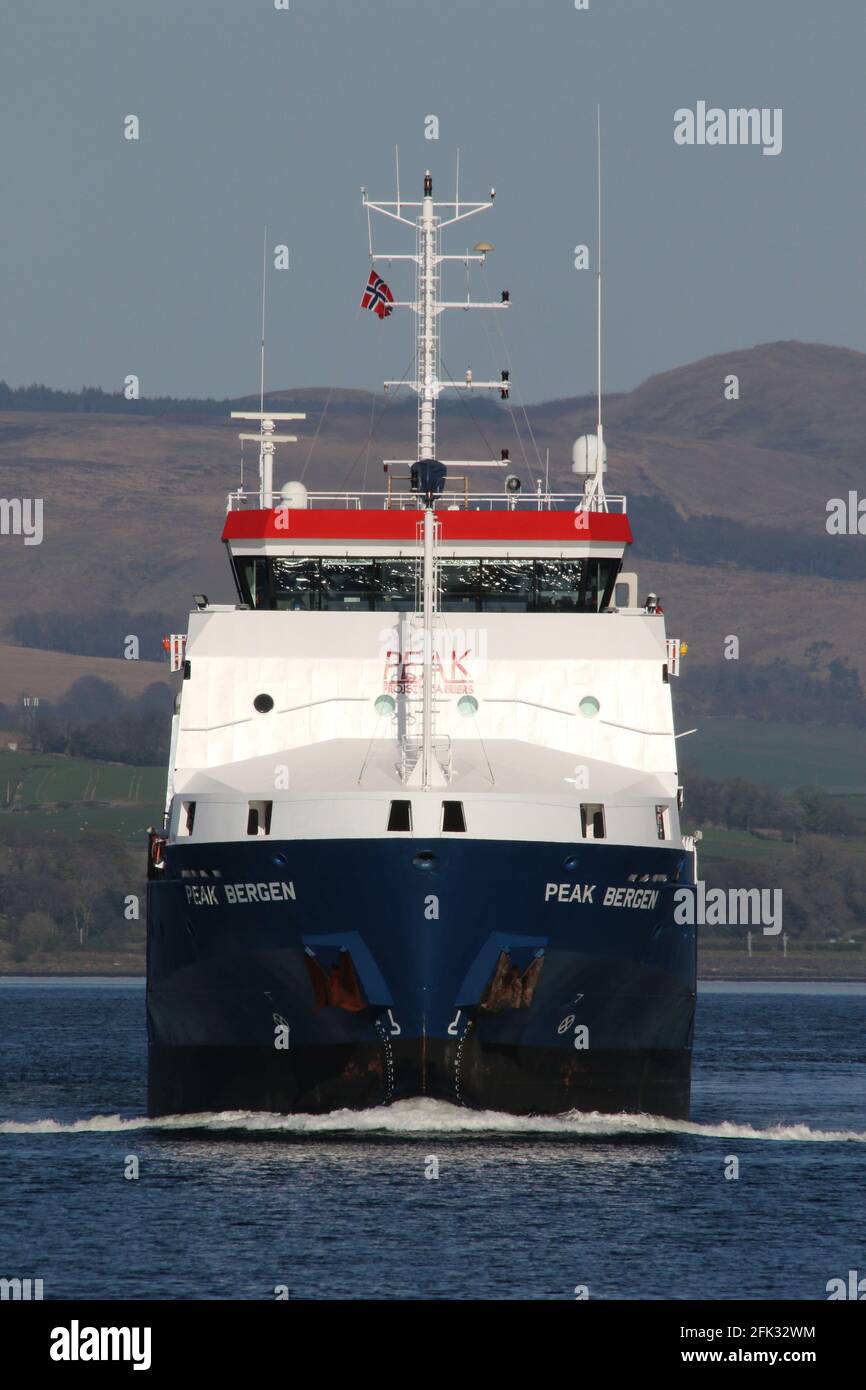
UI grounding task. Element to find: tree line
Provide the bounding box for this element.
[0,821,144,963]
[674,654,866,729]
[681,776,866,941]
[0,677,173,766]
[7,609,183,660]
[0,380,231,416]
[631,493,866,582]
[682,774,859,837]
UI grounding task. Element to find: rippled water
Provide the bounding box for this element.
[1,979,864,1299]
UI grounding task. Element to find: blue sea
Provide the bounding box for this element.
[0,979,864,1300]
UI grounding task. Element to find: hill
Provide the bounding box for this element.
[0,643,168,705]
[1,340,865,691]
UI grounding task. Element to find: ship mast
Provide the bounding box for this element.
[418,172,437,460]
[579,108,608,513]
[363,164,511,790]
[363,166,510,476]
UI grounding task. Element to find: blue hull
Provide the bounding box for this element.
[146,837,696,1117]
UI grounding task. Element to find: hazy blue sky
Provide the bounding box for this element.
[1,0,864,403]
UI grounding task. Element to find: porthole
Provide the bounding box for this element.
[254,693,274,714]
[412,851,437,872]
[578,696,600,718]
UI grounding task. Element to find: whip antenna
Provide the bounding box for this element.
[596,107,603,473]
[259,225,268,426]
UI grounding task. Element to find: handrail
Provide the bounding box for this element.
[226,488,628,514]
[481,700,673,736]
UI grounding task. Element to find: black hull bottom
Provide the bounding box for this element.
[147,1039,692,1120]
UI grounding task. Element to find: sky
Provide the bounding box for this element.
[0,0,864,404]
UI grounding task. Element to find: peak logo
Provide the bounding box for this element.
[384,648,473,695]
[50,1320,152,1371]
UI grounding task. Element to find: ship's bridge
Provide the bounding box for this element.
[221,488,633,615]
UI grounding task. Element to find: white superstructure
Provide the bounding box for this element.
[160,169,689,864]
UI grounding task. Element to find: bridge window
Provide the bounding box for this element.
[321,558,377,610]
[379,559,415,608]
[481,559,534,610]
[233,556,620,613]
[270,557,319,610]
[235,557,270,610]
[177,800,196,837]
[439,559,482,609]
[536,559,585,611]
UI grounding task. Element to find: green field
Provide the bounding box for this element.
[0,750,164,806]
[697,827,796,866]
[698,822,866,877]
[681,717,866,792]
[0,750,165,841]
[3,804,164,840]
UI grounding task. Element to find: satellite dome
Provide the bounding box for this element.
[279,480,308,510]
[571,434,608,476]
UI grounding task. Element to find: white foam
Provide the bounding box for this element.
[1,1098,864,1142]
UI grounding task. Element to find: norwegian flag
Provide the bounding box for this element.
[360,269,394,319]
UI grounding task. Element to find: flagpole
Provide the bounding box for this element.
[595,106,604,507]
[260,225,267,419]
[259,225,268,506]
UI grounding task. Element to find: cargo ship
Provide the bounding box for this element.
[146,166,697,1117]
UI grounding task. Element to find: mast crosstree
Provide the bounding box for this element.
[362,168,510,469]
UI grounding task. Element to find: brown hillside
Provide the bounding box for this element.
[0,644,169,705]
[0,341,863,693]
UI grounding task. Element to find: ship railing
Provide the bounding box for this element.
[226,488,627,514]
[226,489,363,510]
